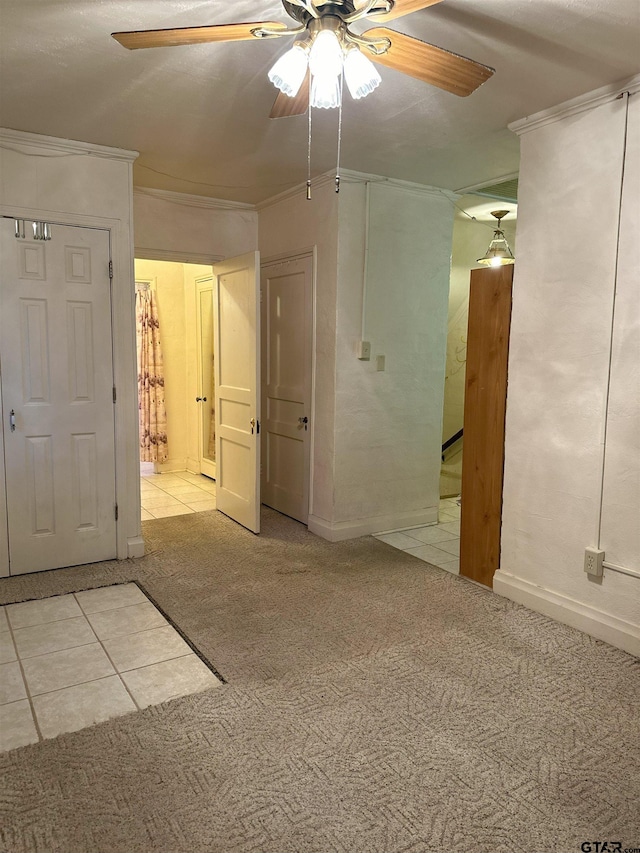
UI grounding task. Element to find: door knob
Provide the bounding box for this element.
[195,397,207,402]
[298,416,308,430]
[9,409,16,432]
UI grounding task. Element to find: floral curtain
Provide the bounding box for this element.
[136,287,168,463]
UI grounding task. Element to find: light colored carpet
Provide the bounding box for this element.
[1,508,638,853]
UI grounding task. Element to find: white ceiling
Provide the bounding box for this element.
[0,0,638,204]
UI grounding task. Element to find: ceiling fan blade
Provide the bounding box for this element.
[364,27,494,96]
[369,0,445,23]
[112,21,288,50]
[270,73,310,118]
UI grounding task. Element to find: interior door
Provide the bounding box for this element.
[196,276,216,479]
[261,254,313,523]
[213,252,261,533]
[0,218,117,574]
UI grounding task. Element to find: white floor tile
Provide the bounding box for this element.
[375,531,427,550]
[439,559,460,575]
[148,505,195,519]
[13,617,95,659]
[0,700,39,751]
[437,520,461,535]
[185,499,218,512]
[87,602,167,641]
[75,583,147,615]
[32,676,136,740]
[0,607,8,633]
[164,489,212,503]
[6,594,82,630]
[140,509,154,521]
[140,495,183,509]
[157,483,210,496]
[404,543,457,566]
[436,538,460,557]
[0,661,27,704]
[103,625,192,672]
[403,526,458,546]
[121,654,221,709]
[22,643,115,696]
[0,632,17,664]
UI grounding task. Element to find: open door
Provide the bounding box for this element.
[213,252,261,533]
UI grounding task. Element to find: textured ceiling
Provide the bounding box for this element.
[0,0,638,204]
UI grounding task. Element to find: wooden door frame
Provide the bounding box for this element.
[459,264,514,588]
[260,248,317,524]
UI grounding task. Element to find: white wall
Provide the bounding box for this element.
[0,128,142,559]
[259,173,454,540]
[496,78,640,657]
[258,178,340,524]
[133,189,258,263]
[330,180,454,537]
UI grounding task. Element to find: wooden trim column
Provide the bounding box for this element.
[459,265,514,587]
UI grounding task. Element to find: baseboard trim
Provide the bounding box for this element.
[154,458,188,474]
[308,508,438,542]
[493,570,640,657]
[127,536,145,559]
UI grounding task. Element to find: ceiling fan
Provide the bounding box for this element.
[112,0,495,119]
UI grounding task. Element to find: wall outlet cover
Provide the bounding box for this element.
[357,340,371,360]
[584,547,605,577]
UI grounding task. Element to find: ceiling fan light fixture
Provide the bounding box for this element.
[344,46,381,100]
[477,210,515,266]
[308,29,344,79]
[268,43,309,97]
[310,72,342,109]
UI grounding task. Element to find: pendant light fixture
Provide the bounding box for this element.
[477,210,515,266]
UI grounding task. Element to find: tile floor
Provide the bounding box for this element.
[140,468,217,520]
[373,497,461,574]
[0,583,222,753]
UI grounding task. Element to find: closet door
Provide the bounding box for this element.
[0,219,117,574]
[196,277,216,479]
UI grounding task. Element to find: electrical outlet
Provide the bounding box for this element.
[357,340,371,360]
[584,547,605,577]
[376,355,386,371]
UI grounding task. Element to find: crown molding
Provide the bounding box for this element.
[257,168,458,210]
[133,186,256,212]
[509,73,640,136]
[0,127,138,162]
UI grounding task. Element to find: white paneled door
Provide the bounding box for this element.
[213,252,261,534]
[0,219,117,574]
[261,254,313,524]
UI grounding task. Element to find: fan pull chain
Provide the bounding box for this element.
[335,72,344,194]
[307,73,313,200]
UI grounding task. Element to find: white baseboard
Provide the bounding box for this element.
[493,570,640,658]
[127,536,145,559]
[308,507,439,543]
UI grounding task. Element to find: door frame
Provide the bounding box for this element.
[195,274,216,479]
[1,204,139,563]
[260,248,317,523]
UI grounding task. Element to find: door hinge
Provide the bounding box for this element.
[108,260,114,279]
[112,386,117,403]
[115,503,119,521]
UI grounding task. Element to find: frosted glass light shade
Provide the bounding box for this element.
[310,73,341,109]
[309,30,344,79]
[344,48,381,100]
[268,44,308,97]
[477,231,515,266]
